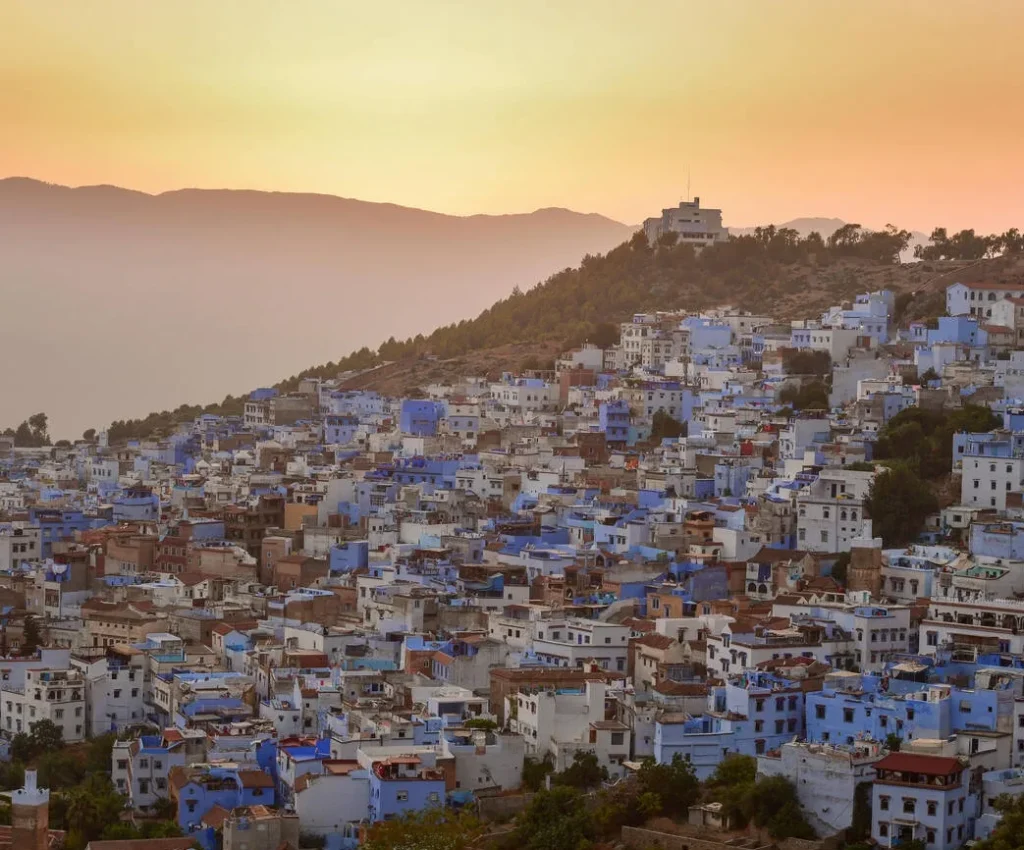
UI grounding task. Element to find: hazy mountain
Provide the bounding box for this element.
[730,217,929,261]
[0,178,633,437]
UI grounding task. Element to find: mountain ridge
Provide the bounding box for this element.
[0,177,634,437]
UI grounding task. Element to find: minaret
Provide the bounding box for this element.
[848,520,883,599]
[11,770,49,850]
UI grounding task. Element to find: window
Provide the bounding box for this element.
[907,708,915,720]
[844,708,854,723]
[926,830,935,845]
[903,798,916,814]
[815,705,826,719]
[927,801,937,816]
[755,720,764,732]
[396,791,409,802]
[611,732,625,746]
[755,699,765,713]
[879,824,889,837]
[755,740,765,755]
[428,791,440,803]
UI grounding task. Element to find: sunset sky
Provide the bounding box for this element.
[3,0,1023,232]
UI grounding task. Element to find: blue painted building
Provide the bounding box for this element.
[399,400,446,436]
[329,540,370,573]
[598,400,631,444]
[367,753,446,822]
[654,672,806,778]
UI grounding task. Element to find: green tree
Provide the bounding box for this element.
[866,465,938,547]
[37,750,84,790]
[885,733,903,752]
[82,428,97,442]
[636,754,700,817]
[9,734,33,764]
[707,753,757,788]
[743,776,816,840]
[515,786,593,850]
[20,615,41,657]
[522,754,554,791]
[29,719,63,753]
[974,793,1024,850]
[831,552,851,586]
[848,781,873,842]
[60,774,130,849]
[706,754,758,826]
[85,733,118,774]
[554,750,607,790]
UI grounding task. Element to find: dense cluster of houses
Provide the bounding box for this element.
[5,279,1024,849]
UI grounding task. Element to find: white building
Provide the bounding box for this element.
[1,668,86,742]
[531,619,630,673]
[758,741,884,836]
[0,523,41,571]
[960,454,1024,512]
[947,281,1024,318]
[507,680,630,778]
[796,469,874,554]
[642,198,729,249]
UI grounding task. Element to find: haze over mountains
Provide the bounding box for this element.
[0,178,633,438]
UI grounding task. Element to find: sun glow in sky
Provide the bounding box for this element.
[3,0,1024,230]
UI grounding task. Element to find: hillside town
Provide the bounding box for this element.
[6,277,1024,850]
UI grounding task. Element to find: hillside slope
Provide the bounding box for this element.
[98,231,1024,442]
[0,177,633,437]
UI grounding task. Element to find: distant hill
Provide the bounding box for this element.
[0,178,633,437]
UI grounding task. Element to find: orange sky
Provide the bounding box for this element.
[3,0,1023,232]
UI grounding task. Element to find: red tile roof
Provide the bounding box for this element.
[874,753,963,776]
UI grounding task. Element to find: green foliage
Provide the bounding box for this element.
[848,781,873,842]
[874,403,1000,480]
[974,792,1024,850]
[56,774,131,850]
[844,461,876,472]
[782,348,832,376]
[0,760,25,792]
[20,615,41,657]
[885,733,903,752]
[636,754,700,817]
[707,754,757,788]
[865,464,938,548]
[743,775,816,839]
[29,719,64,752]
[9,734,33,764]
[85,733,118,774]
[521,753,554,791]
[651,409,686,441]
[82,428,97,442]
[831,552,851,586]
[8,413,51,447]
[553,750,607,790]
[778,381,829,410]
[37,750,85,790]
[464,717,498,731]
[515,785,593,850]
[914,227,1012,261]
[919,367,940,383]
